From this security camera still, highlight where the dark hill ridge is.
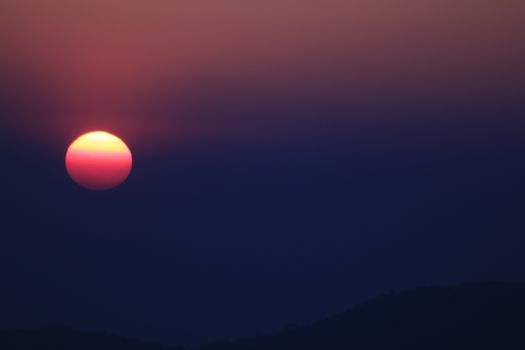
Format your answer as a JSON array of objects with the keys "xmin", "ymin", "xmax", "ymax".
[
  {"xmin": 0, "ymin": 328, "xmax": 173, "ymax": 350},
  {"xmin": 2, "ymin": 282, "xmax": 525, "ymax": 350},
  {"xmin": 205, "ymin": 281, "xmax": 525, "ymax": 350}
]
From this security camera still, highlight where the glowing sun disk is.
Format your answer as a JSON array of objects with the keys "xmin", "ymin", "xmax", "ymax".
[{"xmin": 66, "ymin": 131, "xmax": 133, "ymax": 190}]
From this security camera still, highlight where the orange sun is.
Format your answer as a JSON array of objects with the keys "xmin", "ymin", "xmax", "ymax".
[{"xmin": 66, "ymin": 131, "xmax": 133, "ymax": 190}]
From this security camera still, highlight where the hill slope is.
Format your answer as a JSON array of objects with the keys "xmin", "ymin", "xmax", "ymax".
[
  {"xmin": 201, "ymin": 282, "xmax": 525, "ymax": 350},
  {"xmin": 0, "ymin": 328, "xmax": 171, "ymax": 350},
  {"xmin": 1, "ymin": 282, "xmax": 525, "ymax": 349}
]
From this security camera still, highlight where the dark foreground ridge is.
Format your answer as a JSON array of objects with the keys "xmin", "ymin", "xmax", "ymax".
[
  {"xmin": 0, "ymin": 327, "xmax": 173, "ymax": 350},
  {"xmin": 2, "ymin": 281, "xmax": 525, "ymax": 349}
]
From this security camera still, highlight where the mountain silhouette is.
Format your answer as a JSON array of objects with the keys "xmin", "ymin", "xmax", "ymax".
[
  {"xmin": 0, "ymin": 328, "xmax": 173, "ymax": 350},
  {"xmin": 202, "ymin": 281, "xmax": 525, "ymax": 350},
  {"xmin": 2, "ymin": 282, "xmax": 525, "ymax": 349}
]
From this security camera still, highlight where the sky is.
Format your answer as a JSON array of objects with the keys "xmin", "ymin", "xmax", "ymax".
[{"xmin": 1, "ymin": 0, "xmax": 525, "ymax": 346}]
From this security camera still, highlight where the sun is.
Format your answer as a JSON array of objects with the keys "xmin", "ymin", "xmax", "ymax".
[{"xmin": 66, "ymin": 131, "xmax": 133, "ymax": 190}]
